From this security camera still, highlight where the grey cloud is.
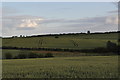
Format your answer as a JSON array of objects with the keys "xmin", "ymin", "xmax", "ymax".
[
  {"xmin": 42, "ymin": 15, "xmax": 117, "ymax": 25},
  {"xmin": 3, "ymin": 14, "xmax": 118, "ymax": 33},
  {"xmin": 55, "ymin": 15, "xmax": 118, "ymax": 32}
]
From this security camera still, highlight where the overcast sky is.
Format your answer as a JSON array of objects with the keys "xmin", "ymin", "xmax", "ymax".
[{"xmin": 1, "ymin": 2, "xmax": 118, "ymax": 37}]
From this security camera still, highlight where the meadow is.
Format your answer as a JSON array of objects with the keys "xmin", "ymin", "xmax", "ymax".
[
  {"xmin": 2, "ymin": 33, "xmax": 118, "ymax": 49},
  {"xmin": 2, "ymin": 32, "xmax": 119, "ymax": 78},
  {"xmin": 2, "ymin": 56, "xmax": 118, "ymax": 78}
]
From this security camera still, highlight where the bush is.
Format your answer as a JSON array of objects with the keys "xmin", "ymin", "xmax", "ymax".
[
  {"xmin": 28, "ymin": 52, "xmax": 38, "ymax": 58},
  {"xmin": 106, "ymin": 41, "xmax": 117, "ymax": 53},
  {"xmin": 17, "ymin": 53, "xmax": 27, "ymax": 59},
  {"xmin": 45, "ymin": 53, "xmax": 54, "ymax": 58},
  {"xmin": 5, "ymin": 53, "xmax": 12, "ymax": 59},
  {"xmin": 13, "ymin": 56, "xmax": 18, "ymax": 59},
  {"xmin": 55, "ymin": 36, "xmax": 59, "ymax": 38},
  {"xmin": 38, "ymin": 54, "xmax": 44, "ymax": 58},
  {"xmin": 106, "ymin": 41, "xmax": 117, "ymax": 49}
]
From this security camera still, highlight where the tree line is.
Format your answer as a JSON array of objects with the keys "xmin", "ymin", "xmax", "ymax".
[
  {"xmin": 2, "ymin": 31, "xmax": 120, "ymax": 39},
  {"xmin": 4, "ymin": 52, "xmax": 54, "ymax": 59}
]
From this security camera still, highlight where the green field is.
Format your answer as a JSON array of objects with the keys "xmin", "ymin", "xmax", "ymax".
[
  {"xmin": 2, "ymin": 33, "xmax": 119, "ymax": 78},
  {"xmin": 2, "ymin": 33, "xmax": 118, "ymax": 49},
  {"xmin": 2, "ymin": 56, "xmax": 118, "ymax": 78}
]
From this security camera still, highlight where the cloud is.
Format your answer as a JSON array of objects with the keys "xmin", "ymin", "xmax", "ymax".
[
  {"xmin": 2, "ymin": 14, "xmax": 118, "ymax": 36},
  {"xmin": 55, "ymin": 15, "xmax": 118, "ymax": 32},
  {"xmin": 20, "ymin": 20, "xmax": 38, "ymax": 28},
  {"xmin": 18, "ymin": 18, "xmax": 43, "ymax": 29},
  {"xmin": 105, "ymin": 15, "xmax": 118, "ymax": 24},
  {"xmin": 41, "ymin": 15, "xmax": 118, "ymax": 25},
  {"xmin": 3, "ymin": 15, "xmax": 44, "ymax": 30}
]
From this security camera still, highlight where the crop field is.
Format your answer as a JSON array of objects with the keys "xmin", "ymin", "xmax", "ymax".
[
  {"xmin": 2, "ymin": 56, "xmax": 118, "ymax": 78},
  {"xmin": 2, "ymin": 33, "xmax": 118, "ymax": 49}
]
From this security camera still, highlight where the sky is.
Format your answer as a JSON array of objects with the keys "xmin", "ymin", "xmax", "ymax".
[{"xmin": 1, "ymin": 2, "xmax": 118, "ymax": 37}]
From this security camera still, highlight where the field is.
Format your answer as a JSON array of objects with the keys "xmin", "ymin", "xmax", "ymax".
[
  {"xmin": 2, "ymin": 32, "xmax": 119, "ymax": 78},
  {"xmin": 2, "ymin": 56, "xmax": 118, "ymax": 78},
  {"xmin": 2, "ymin": 33, "xmax": 118, "ymax": 49}
]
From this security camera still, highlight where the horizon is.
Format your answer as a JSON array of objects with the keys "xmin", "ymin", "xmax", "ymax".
[
  {"xmin": 2, "ymin": 2, "xmax": 118, "ymax": 37},
  {"xmin": 1, "ymin": 30, "xmax": 119, "ymax": 38}
]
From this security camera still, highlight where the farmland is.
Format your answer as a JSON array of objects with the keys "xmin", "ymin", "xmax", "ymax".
[
  {"xmin": 2, "ymin": 56, "xmax": 118, "ymax": 78},
  {"xmin": 2, "ymin": 32, "xmax": 119, "ymax": 78},
  {"xmin": 2, "ymin": 33, "xmax": 118, "ymax": 49}
]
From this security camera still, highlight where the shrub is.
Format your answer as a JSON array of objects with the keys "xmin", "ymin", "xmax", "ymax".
[
  {"xmin": 28, "ymin": 52, "xmax": 38, "ymax": 58},
  {"xmin": 17, "ymin": 53, "xmax": 27, "ymax": 59},
  {"xmin": 13, "ymin": 56, "xmax": 18, "ymax": 59},
  {"xmin": 5, "ymin": 53, "xmax": 12, "ymax": 59},
  {"xmin": 38, "ymin": 54, "xmax": 44, "ymax": 58},
  {"xmin": 106, "ymin": 41, "xmax": 117, "ymax": 49},
  {"xmin": 106, "ymin": 41, "xmax": 117, "ymax": 53},
  {"xmin": 55, "ymin": 36, "xmax": 59, "ymax": 38}
]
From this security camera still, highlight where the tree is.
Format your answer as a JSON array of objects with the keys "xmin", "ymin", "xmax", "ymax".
[
  {"xmin": 87, "ymin": 31, "xmax": 90, "ymax": 34},
  {"xmin": 20, "ymin": 35, "xmax": 22, "ymax": 37}
]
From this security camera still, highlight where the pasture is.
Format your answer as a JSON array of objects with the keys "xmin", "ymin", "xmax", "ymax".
[
  {"xmin": 2, "ymin": 32, "xmax": 119, "ymax": 78},
  {"xmin": 2, "ymin": 33, "xmax": 118, "ymax": 49},
  {"xmin": 2, "ymin": 56, "xmax": 118, "ymax": 78}
]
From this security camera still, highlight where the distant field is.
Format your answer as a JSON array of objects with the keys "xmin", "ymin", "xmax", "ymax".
[
  {"xmin": 2, "ymin": 33, "xmax": 118, "ymax": 49},
  {"xmin": 2, "ymin": 56, "xmax": 118, "ymax": 78}
]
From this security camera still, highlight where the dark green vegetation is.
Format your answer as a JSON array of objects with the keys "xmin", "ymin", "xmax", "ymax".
[
  {"xmin": 2, "ymin": 49, "xmax": 117, "ymax": 60},
  {"xmin": 2, "ymin": 50, "xmax": 54, "ymax": 59},
  {"xmin": 3, "ymin": 56, "xmax": 118, "ymax": 78}
]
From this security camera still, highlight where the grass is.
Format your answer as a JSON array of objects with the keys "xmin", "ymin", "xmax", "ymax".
[
  {"xmin": 2, "ymin": 33, "xmax": 118, "ymax": 49},
  {"xmin": 2, "ymin": 56, "xmax": 118, "ymax": 78},
  {"xmin": 2, "ymin": 33, "xmax": 119, "ymax": 78}
]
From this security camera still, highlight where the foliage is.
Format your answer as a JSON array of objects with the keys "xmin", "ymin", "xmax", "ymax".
[
  {"xmin": 2, "ymin": 50, "xmax": 54, "ymax": 59},
  {"xmin": 38, "ymin": 53, "xmax": 44, "ymax": 58},
  {"xmin": 45, "ymin": 53, "xmax": 54, "ymax": 57},
  {"xmin": 28, "ymin": 52, "xmax": 38, "ymax": 58},
  {"xmin": 4, "ymin": 53, "xmax": 12, "ymax": 59},
  {"xmin": 17, "ymin": 53, "xmax": 27, "ymax": 59}
]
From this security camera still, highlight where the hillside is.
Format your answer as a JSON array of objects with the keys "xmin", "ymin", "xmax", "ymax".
[{"xmin": 2, "ymin": 32, "xmax": 119, "ymax": 50}]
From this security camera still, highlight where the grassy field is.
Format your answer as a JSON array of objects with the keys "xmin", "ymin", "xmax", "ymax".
[
  {"xmin": 2, "ymin": 56, "xmax": 118, "ymax": 78},
  {"xmin": 2, "ymin": 33, "xmax": 118, "ymax": 49},
  {"xmin": 2, "ymin": 33, "xmax": 119, "ymax": 78}
]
